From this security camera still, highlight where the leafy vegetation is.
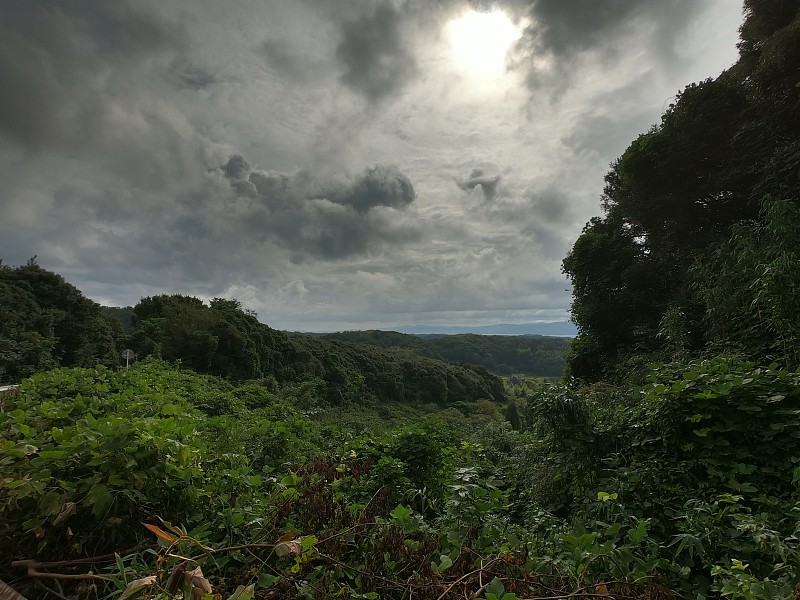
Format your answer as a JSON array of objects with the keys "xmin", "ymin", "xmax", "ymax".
[
  {"xmin": 307, "ymin": 330, "xmax": 570, "ymax": 377},
  {"xmin": 2, "ymin": 3, "xmax": 800, "ymax": 599},
  {"xmin": 123, "ymin": 293, "xmax": 505, "ymax": 407},
  {"xmin": 2, "ymin": 356, "xmax": 797, "ymax": 599},
  {"xmin": 562, "ymin": 0, "xmax": 800, "ymax": 383},
  {"xmin": 0, "ymin": 259, "xmax": 119, "ymax": 384}
]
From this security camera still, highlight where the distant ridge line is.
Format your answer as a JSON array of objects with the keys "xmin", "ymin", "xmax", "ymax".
[{"xmin": 389, "ymin": 322, "xmax": 577, "ymax": 337}]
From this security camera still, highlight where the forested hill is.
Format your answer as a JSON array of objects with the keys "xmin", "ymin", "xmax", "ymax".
[
  {"xmin": 303, "ymin": 330, "xmax": 569, "ymax": 377},
  {"xmin": 562, "ymin": 0, "xmax": 800, "ymax": 382},
  {"xmin": 1, "ymin": 260, "xmax": 505, "ymax": 407}
]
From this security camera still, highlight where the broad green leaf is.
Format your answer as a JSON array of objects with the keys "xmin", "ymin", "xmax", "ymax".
[{"xmin": 226, "ymin": 584, "xmax": 255, "ymax": 600}]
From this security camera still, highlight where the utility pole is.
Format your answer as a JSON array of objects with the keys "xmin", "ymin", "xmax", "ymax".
[{"xmin": 122, "ymin": 349, "xmax": 134, "ymax": 371}]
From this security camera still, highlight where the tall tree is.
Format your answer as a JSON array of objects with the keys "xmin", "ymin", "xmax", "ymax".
[
  {"xmin": 563, "ymin": 3, "xmax": 800, "ymax": 381},
  {"xmin": 0, "ymin": 260, "xmax": 119, "ymax": 383},
  {"xmin": 129, "ymin": 295, "xmax": 264, "ymax": 380}
]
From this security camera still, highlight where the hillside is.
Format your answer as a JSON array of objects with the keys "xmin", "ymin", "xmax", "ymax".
[
  {"xmin": 2, "ymin": 268, "xmax": 505, "ymax": 408},
  {"xmin": 305, "ymin": 330, "xmax": 569, "ymax": 377}
]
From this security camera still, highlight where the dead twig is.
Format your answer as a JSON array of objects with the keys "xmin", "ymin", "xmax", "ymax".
[
  {"xmin": 435, "ymin": 558, "xmax": 501, "ymax": 600},
  {"xmin": 11, "ymin": 547, "xmax": 143, "ymax": 570},
  {"xmin": 23, "ymin": 568, "xmax": 112, "ymax": 582}
]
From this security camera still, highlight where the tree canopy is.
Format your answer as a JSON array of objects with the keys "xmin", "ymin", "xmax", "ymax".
[
  {"xmin": 0, "ymin": 259, "xmax": 118, "ymax": 383},
  {"xmin": 563, "ymin": 2, "xmax": 800, "ymax": 381}
]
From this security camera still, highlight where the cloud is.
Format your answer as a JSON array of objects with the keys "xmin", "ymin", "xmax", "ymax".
[
  {"xmin": 510, "ymin": 0, "xmax": 712, "ymax": 91},
  {"xmin": 0, "ymin": 1, "xmax": 183, "ymax": 151},
  {"xmin": 170, "ymin": 59, "xmax": 218, "ymax": 90},
  {"xmin": 221, "ymin": 157, "xmax": 420, "ymax": 260},
  {"xmin": 335, "ymin": 4, "xmax": 417, "ymax": 102},
  {"xmin": 222, "ymin": 155, "xmax": 251, "ymax": 181},
  {"xmin": 0, "ymin": 0, "xmax": 742, "ymax": 331},
  {"xmin": 457, "ymin": 168, "xmax": 502, "ymax": 201},
  {"xmin": 332, "ymin": 165, "xmax": 416, "ymax": 212}
]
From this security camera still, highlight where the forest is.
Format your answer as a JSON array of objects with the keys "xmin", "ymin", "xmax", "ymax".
[
  {"xmin": 301, "ymin": 331, "xmax": 570, "ymax": 377},
  {"xmin": 2, "ymin": 1, "xmax": 800, "ymax": 599}
]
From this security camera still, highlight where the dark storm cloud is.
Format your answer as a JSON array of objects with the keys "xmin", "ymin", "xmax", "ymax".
[
  {"xmin": 332, "ymin": 165, "xmax": 416, "ymax": 213},
  {"xmin": 261, "ymin": 38, "xmax": 331, "ymax": 86},
  {"xmin": 221, "ymin": 157, "xmax": 419, "ymax": 260},
  {"xmin": 526, "ymin": 189, "xmax": 571, "ymax": 224},
  {"xmin": 529, "ymin": 0, "xmax": 658, "ymax": 55},
  {"xmin": 335, "ymin": 4, "xmax": 417, "ymax": 102},
  {"xmin": 457, "ymin": 169, "xmax": 502, "ymax": 201},
  {"xmin": 223, "ymin": 155, "xmax": 251, "ymax": 181},
  {"xmin": 511, "ymin": 0, "xmax": 709, "ymax": 89},
  {"xmin": 0, "ymin": 1, "xmax": 182, "ymax": 150}
]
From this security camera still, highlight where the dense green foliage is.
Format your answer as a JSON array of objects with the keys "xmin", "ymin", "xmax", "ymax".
[
  {"xmin": 0, "ymin": 259, "xmax": 119, "ymax": 384},
  {"xmin": 308, "ymin": 330, "xmax": 570, "ymax": 377},
  {"xmin": 2, "ymin": 4, "xmax": 800, "ymax": 599},
  {"xmin": 1, "ymin": 268, "xmax": 507, "ymax": 408},
  {"xmin": 125, "ymin": 294, "xmax": 505, "ymax": 407},
  {"xmin": 2, "ymin": 356, "xmax": 798, "ymax": 599},
  {"xmin": 563, "ymin": 1, "xmax": 800, "ymax": 382}
]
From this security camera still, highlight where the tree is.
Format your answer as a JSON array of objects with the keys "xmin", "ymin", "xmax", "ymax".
[
  {"xmin": 0, "ymin": 261, "xmax": 119, "ymax": 382},
  {"xmin": 0, "ymin": 281, "xmax": 58, "ymax": 382},
  {"xmin": 562, "ymin": 3, "xmax": 800, "ymax": 381},
  {"xmin": 129, "ymin": 295, "xmax": 263, "ymax": 380},
  {"xmin": 695, "ymin": 197, "xmax": 800, "ymax": 367}
]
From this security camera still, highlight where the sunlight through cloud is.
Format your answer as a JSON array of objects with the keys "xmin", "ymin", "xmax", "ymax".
[{"xmin": 445, "ymin": 8, "xmax": 522, "ymax": 78}]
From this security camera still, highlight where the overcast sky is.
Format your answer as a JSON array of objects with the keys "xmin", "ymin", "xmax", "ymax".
[{"xmin": 0, "ymin": 0, "xmax": 743, "ymax": 332}]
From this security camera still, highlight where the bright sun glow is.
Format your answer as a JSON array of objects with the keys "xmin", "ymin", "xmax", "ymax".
[{"xmin": 445, "ymin": 8, "xmax": 521, "ymax": 78}]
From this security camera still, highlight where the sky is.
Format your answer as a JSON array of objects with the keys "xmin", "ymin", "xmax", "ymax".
[{"xmin": 0, "ymin": 0, "xmax": 743, "ymax": 332}]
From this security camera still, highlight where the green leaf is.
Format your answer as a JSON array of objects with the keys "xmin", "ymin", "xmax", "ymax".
[
  {"xmin": 438, "ymin": 554, "xmax": 453, "ymax": 572},
  {"xmin": 115, "ymin": 553, "xmax": 127, "ymax": 586},
  {"xmin": 597, "ymin": 491, "xmax": 618, "ymax": 502},
  {"xmin": 226, "ymin": 585, "xmax": 255, "ymax": 600},
  {"xmin": 257, "ymin": 573, "xmax": 279, "ymax": 588},
  {"xmin": 485, "ymin": 577, "xmax": 505, "ymax": 598},
  {"xmin": 391, "ymin": 504, "xmax": 411, "ymax": 522},
  {"xmin": 627, "ymin": 519, "xmax": 650, "ymax": 544},
  {"xmin": 38, "ymin": 450, "xmax": 68, "ymax": 460}
]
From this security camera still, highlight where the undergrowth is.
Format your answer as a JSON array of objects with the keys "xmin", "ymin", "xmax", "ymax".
[{"xmin": 1, "ymin": 358, "xmax": 799, "ymax": 599}]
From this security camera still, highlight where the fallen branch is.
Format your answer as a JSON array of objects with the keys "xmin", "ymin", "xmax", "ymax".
[
  {"xmin": 23, "ymin": 568, "xmax": 112, "ymax": 582},
  {"xmin": 11, "ymin": 547, "xmax": 143, "ymax": 570},
  {"xmin": 435, "ymin": 559, "xmax": 501, "ymax": 600}
]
